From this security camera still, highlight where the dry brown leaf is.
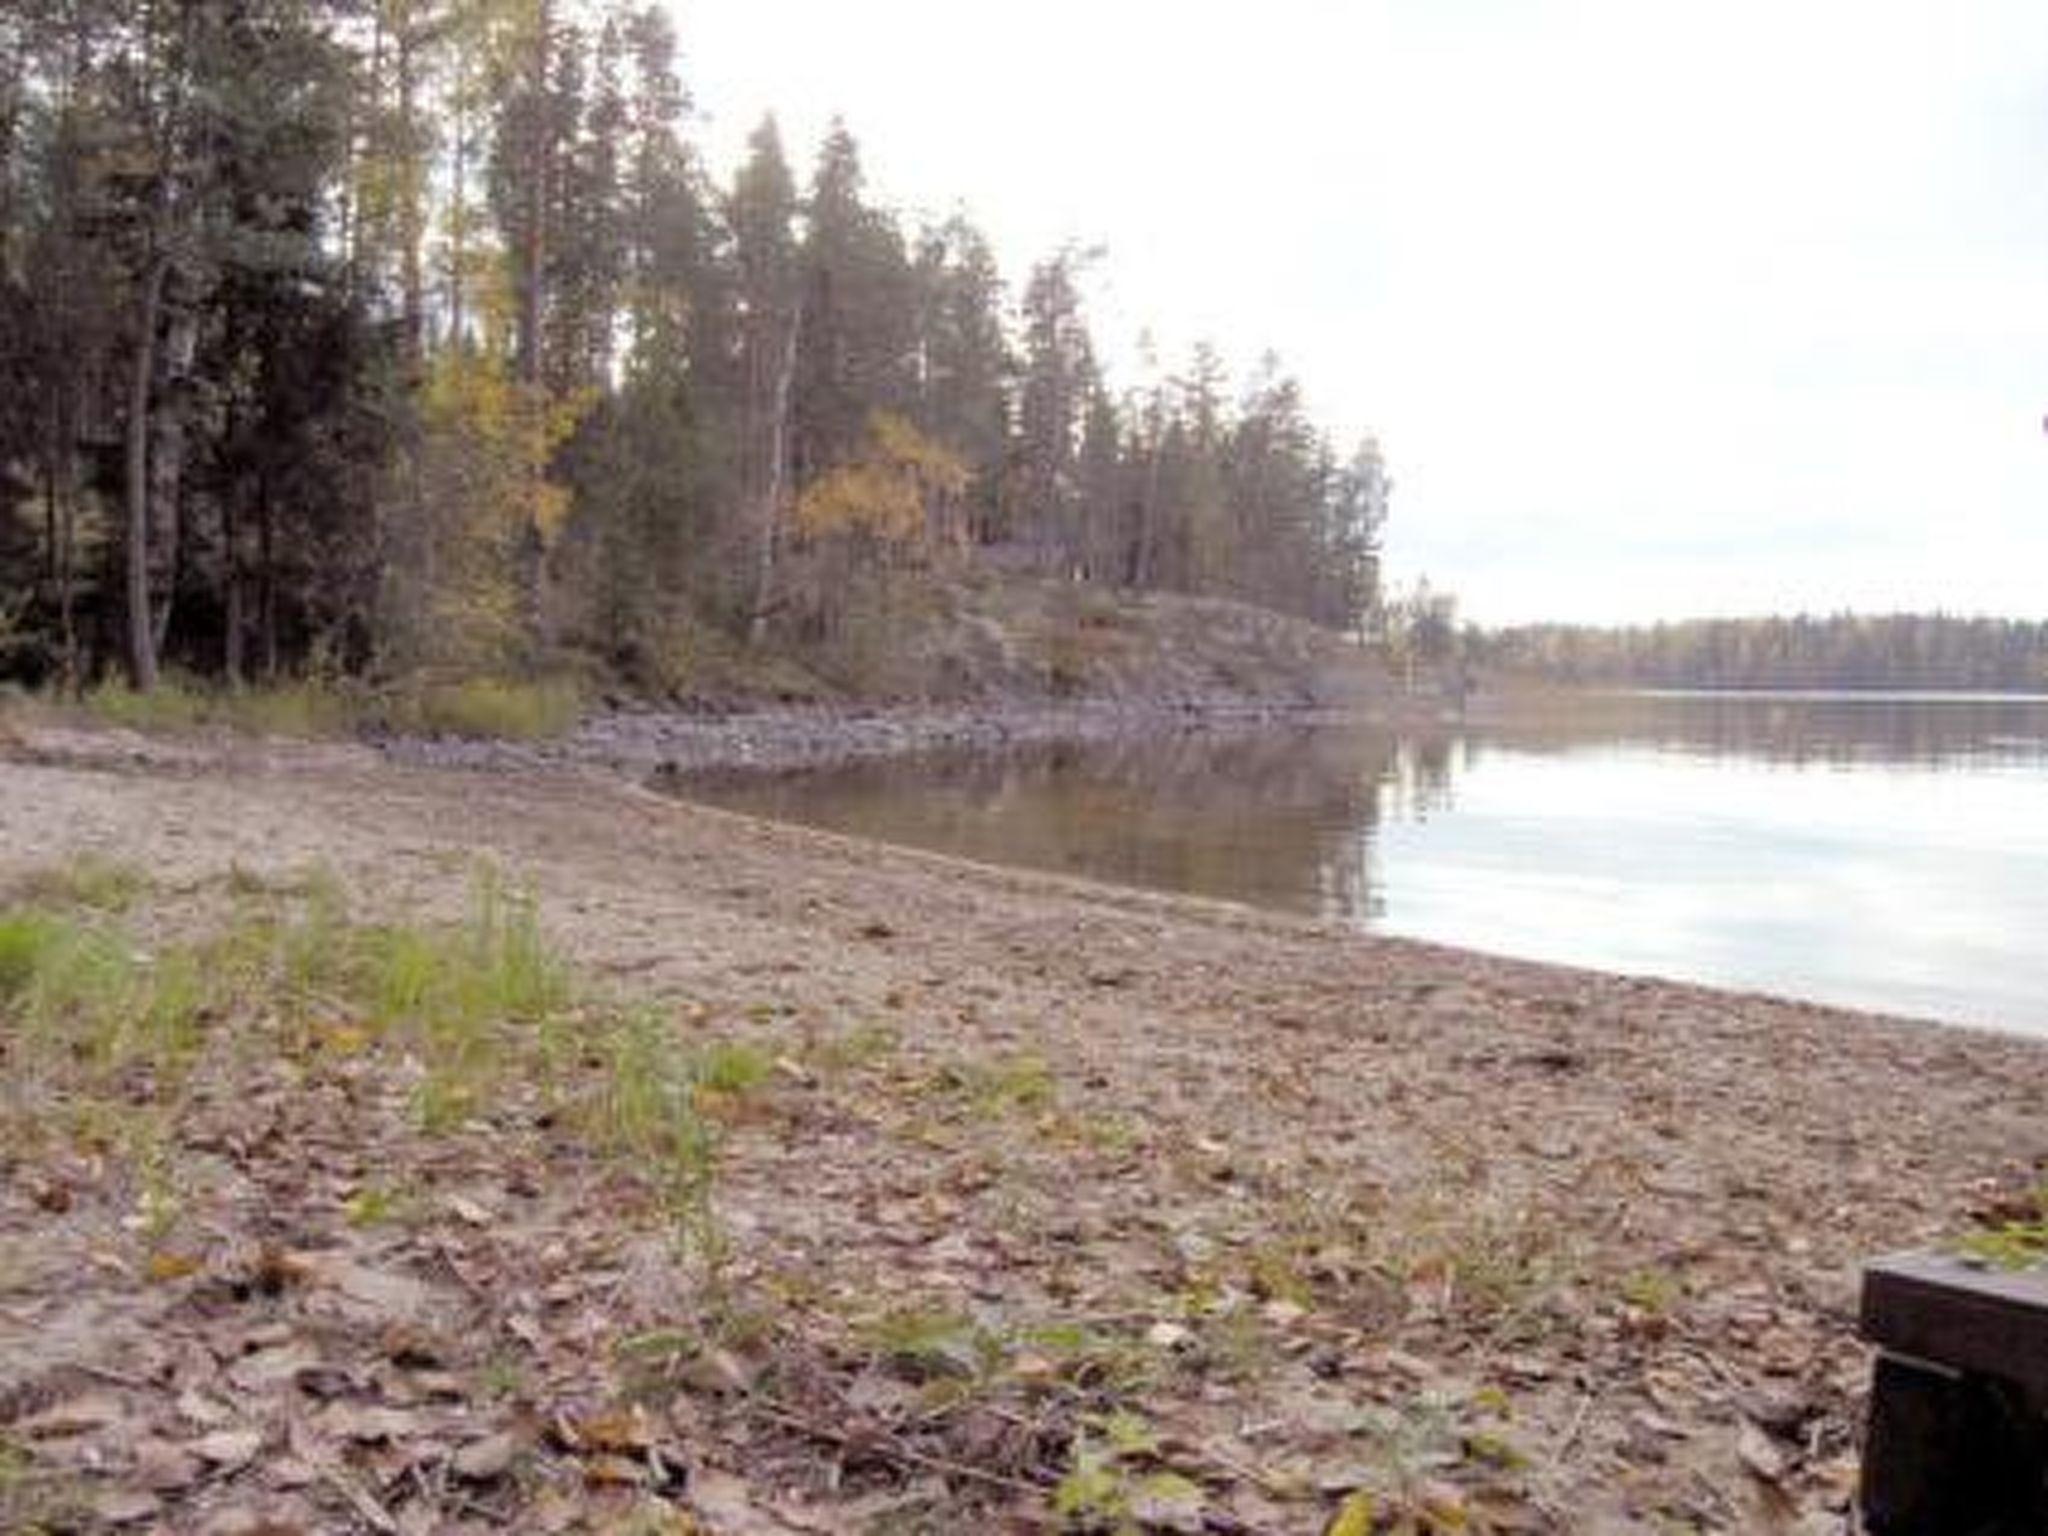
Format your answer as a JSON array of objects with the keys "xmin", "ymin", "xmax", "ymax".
[
  {"xmin": 94, "ymin": 1488, "xmax": 164, "ymax": 1525},
  {"xmin": 452, "ymin": 1430, "xmax": 524, "ymax": 1481},
  {"xmin": 16, "ymin": 1392, "xmax": 126, "ymax": 1438},
  {"xmin": 146, "ymin": 1249, "xmax": 204, "ymax": 1283},
  {"xmin": 581, "ymin": 1452, "xmax": 648, "ymax": 1487},
  {"xmin": 1736, "ymin": 1420, "xmax": 1788, "ymax": 1484},
  {"xmin": 553, "ymin": 1404, "xmax": 655, "ymax": 1455},
  {"xmin": 229, "ymin": 1341, "xmax": 323, "ymax": 1393},
  {"xmin": 133, "ymin": 1437, "xmax": 205, "ymax": 1492},
  {"xmin": 190, "ymin": 1426, "xmax": 265, "ymax": 1471}
]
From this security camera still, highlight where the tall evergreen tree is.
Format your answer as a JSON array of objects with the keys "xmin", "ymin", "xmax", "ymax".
[
  {"xmin": 727, "ymin": 115, "xmax": 799, "ymax": 638},
  {"xmin": 1014, "ymin": 247, "xmax": 1097, "ymax": 574},
  {"xmin": 910, "ymin": 215, "xmax": 1010, "ymax": 543},
  {"xmin": 791, "ymin": 121, "xmax": 916, "ymax": 488}
]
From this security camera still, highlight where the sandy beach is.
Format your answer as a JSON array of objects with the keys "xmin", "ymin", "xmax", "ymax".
[{"xmin": 3, "ymin": 729, "xmax": 2044, "ymax": 1532}]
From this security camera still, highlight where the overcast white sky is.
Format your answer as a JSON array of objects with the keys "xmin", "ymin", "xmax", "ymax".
[{"xmin": 677, "ymin": 0, "xmax": 2048, "ymax": 625}]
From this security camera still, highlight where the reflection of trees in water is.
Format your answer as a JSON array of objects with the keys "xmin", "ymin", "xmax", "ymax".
[
  {"xmin": 1388, "ymin": 734, "xmax": 1463, "ymax": 822},
  {"xmin": 1488, "ymin": 695, "xmax": 2048, "ymax": 770},
  {"xmin": 681, "ymin": 697, "xmax": 2048, "ymax": 928},
  {"xmin": 694, "ymin": 726, "xmax": 1422, "ymax": 924}
]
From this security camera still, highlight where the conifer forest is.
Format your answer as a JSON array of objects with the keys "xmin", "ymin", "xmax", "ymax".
[{"xmin": 0, "ymin": 1, "xmax": 1389, "ymax": 694}]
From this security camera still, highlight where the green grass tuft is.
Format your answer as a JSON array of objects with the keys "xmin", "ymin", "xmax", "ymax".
[
  {"xmin": 695, "ymin": 1039, "xmax": 776, "ymax": 1096},
  {"xmin": 78, "ymin": 676, "xmax": 359, "ymax": 738},
  {"xmin": 393, "ymin": 677, "xmax": 583, "ymax": 741},
  {"xmin": 1957, "ymin": 1183, "xmax": 2048, "ymax": 1270},
  {"xmin": 597, "ymin": 1007, "xmax": 721, "ymax": 1257},
  {"xmin": 57, "ymin": 672, "xmax": 579, "ymax": 743},
  {"xmin": 0, "ymin": 865, "xmax": 726, "ymax": 1267},
  {"xmin": 0, "ymin": 911, "xmax": 60, "ymax": 1001},
  {"xmin": 12, "ymin": 854, "xmax": 149, "ymax": 913}
]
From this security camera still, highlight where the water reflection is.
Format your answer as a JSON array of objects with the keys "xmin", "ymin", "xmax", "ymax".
[
  {"xmin": 690, "ymin": 726, "xmax": 1459, "ymax": 924},
  {"xmin": 678, "ymin": 694, "xmax": 2048, "ymax": 1033},
  {"xmin": 1490, "ymin": 691, "xmax": 2048, "ymax": 768}
]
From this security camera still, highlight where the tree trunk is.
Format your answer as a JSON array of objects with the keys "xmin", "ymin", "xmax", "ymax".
[
  {"xmin": 125, "ymin": 256, "xmax": 165, "ymax": 691},
  {"xmin": 41, "ymin": 439, "xmax": 58, "ymax": 589},
  {"xmin": 55, "ymin": 466, "xmax": 77, "ymax": 691},
  {"xmin": 222, "ymin": 453, "xmax": 243, "ymax": 687},
  {"xmin": 516, "ymin": 0, "xmax": 550, "ymax": 385},
  {"xmin": 56, "ymin": 378, "xmax": 82, "ymax": 689},
  {"xmin": 258, "ymin": 476, "xmax": 278, "ymax": 679},
  {"xmin": 344, "ymin": 2, "xmax": 380, "ymax": 297},
  {"xmin": 1134, "ymin": 423, "xmax": 1163, "ymax": 588},
  {"xmin": 397, "ymin": 18, "xmax": 423, "ymax": 361},
  {"xmin": 749, "ymin": 306, "xmax": 800, "ymax": 645},
  {"xmin": 448, "ymin": 122, "xmax": 466, "ymax": 345},
  {"xmin": 149, "ymin": 301, "xmax": 197, "ymax": 659}
]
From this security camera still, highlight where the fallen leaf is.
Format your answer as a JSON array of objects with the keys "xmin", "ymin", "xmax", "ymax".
[
  {"xmin": 249, "ymin": 1246, "xmax": 312, "ymax": 1295},
  {"xmin": 16, "ymin": 1393, "xmax": 125, "ymax": 1438},
  {"xmin": 133, "ymin": 1437, "xmax": 205, "ymax": 1492},
  {"xmin": 94, "ymin": 1489, "xmax": 163, "ymax": 1525},
  {"xmin": 177, "ymin": 1392, "xmax": 236, "ymax": 1433},
  {"xmin": 311, "ymin": 1256, "xmax": 434, "ymax": 1321},
  {"xmin": 678, "ymin": 1347, "xmax": 758, "ymax": 1396},
  {"xmin": 1009, "ymin": 1351, "xmax": 1059, "ymax": 1383},
  {"xmin": 146, "ymin": 1249, "xmax": 203, "ymax": 1283},
  {"xmin": 1737, "ymin": 1420, "xmax": 1788, "ymax": 1484},
  {"xmin": 191, "ymin": 1427, "xmax": 265, "ymax": 1471},
  {"xmin": 1326, "ymin": 1490, "xmax": 1377, "ymax": 1536},
  {"xmin": 553, "ymin": 1405, "xmax": 654, "ymax": 1455},
  {"xmin": 1131, "ymin": 1471, "xmax": 1207, "ymax": 1533},
  {"xmin": 445, "ymin": 1194, "xmax": 493, "ymax": 1227},
  {"xmin": 582, "ymin": 1452, "xmax": 647, "ymax": 1487},
  {"xmin": 1416, "ymin": 1478, "xmax": 1470, "ymax": 1526},
  {"xmin": 453, "ymin": 1430, "xmax": 523, "ymax": 1482},
  {"xmin": 316, "ymin": 1403, "xmax": 423, "ymax": 1444},
  {"xmin": 689, "ymin": 1468, "xmax": 819, "ymax": 1536},
  {"xmin": 229, "ymin": 1341, "xmax": 323, "ymax": 1393},
  {"xmin": 266, "ymin": 1457, "xmax": 321, "ymax": 1491},
  {"xmin": 1146, "ymin": 1320, "xmax": 1193, "ymax": 1350}
]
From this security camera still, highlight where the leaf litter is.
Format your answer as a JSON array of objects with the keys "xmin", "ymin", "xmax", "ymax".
[{"xmin": 5, "ymin": 748, "xmax": 2048, "ymax": 1531}]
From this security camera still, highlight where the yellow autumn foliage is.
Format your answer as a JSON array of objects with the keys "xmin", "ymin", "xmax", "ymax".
[
  {"xmin": 793, "ymin": 412, "xmax": 971, "ymax": 559},
  {"xmin": 419, "ymin": 351, "xmax": 589, "ymax": 547},
  {"xmin": 384, "ymin": 343, "xmax": 591, "ymax": 672}
]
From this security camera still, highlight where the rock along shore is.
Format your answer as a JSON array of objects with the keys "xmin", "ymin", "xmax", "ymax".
[{"xmin": 378, "ymin": 694, "xmax": 1439, "ymax": 779}]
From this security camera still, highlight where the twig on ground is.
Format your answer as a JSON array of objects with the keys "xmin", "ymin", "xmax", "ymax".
[
  {"xmin": 316, "ymin": 1458, "xmax": 399, "ymax": 1534},
  {"xmin": 75, "ymin": 1361, "xmax": 154, "ymax": 1390},
  {"xmin": 742, "ymin": 1394, "xmax": 1045, "ymax": 1497},
  {"xmin": 1196, "ymin": 1438, "xmax": 1290, "ymax": 1496},
  {"xmin": 1555, "ymin": 1388, "xmax": 1598, "ymax": 1460}
]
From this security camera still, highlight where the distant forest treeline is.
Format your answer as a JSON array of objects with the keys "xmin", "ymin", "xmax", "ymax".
[
  {"xmin": 0, "ymin": 1, "xmax": 1386, "ymax": 693},
  {"xmin": 1479, "ymin": 615, "xmax": 2048, "ymax": 692}
]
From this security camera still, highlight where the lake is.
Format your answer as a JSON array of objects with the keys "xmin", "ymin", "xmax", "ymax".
[{"xmin": 678, "ymin": 693, "xmax": 2048, "ymax": 1034}]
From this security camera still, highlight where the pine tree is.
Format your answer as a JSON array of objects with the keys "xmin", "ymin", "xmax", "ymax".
[
  {"xmin": 910, "ymin": 215, "xmax": 1010, "ymax": 543},
  {"xmin": 728, "ymin": 116, "xmax": 799, "ymax": 639},
  {"xmin": 791, "ymin": 121, "xmax": 917, "ymax": 488},
  {"xmin": 1015, "ymin": 247, "xmax": 1098, "ymax": 575}
]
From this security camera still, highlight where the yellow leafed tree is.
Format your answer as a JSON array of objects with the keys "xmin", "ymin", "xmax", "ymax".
[
  {"xmin": 383, "ymin": 272, "xmax": 592, "ymax": 672},
  {"xmin": 793, "ymin": 412, "xmax": 971, "ymax": 562}
]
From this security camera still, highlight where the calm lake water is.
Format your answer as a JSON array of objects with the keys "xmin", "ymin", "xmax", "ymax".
[{"xmin": 680, "ymin": 694, "xmax": 2048, "ymax": 1034}]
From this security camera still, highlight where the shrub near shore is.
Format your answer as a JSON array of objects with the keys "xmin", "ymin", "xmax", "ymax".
[{"xmin": 8, "ymin": 674, "xmax": 585, "ymax": 743}]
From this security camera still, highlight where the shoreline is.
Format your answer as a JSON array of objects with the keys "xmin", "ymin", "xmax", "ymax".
[
  {"xmin": 5, "ymin": 706, "xmax": 2030, "ymax": 1041},
  {"xmin": 2, "ymin": 744, "xmax": 2045, "ymax": 1529},
  {"xmin": 376, "ymin": 693, "xmax": 1451, "ymax": 779}
]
